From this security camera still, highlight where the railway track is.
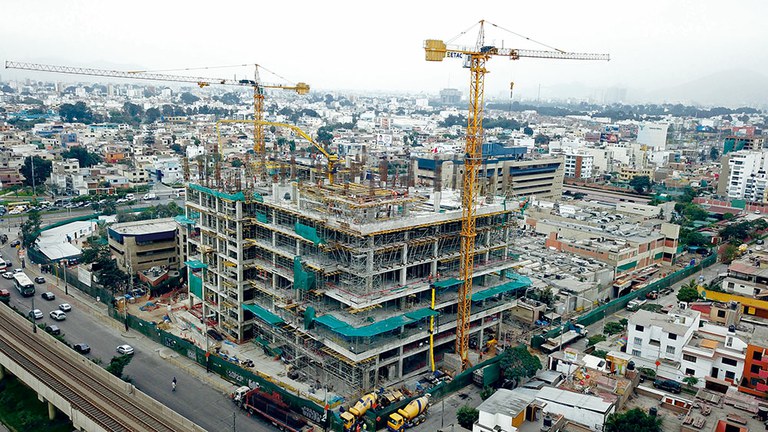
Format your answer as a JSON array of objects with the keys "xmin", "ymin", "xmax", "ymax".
[{"xmin": 0, "ymin": 307, "xmax": 188, "ymax": 432}]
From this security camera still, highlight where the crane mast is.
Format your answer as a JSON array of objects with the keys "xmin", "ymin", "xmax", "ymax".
[{"xmin": 425, "ymin": 20, "xmax": 609, "ymax": 370}]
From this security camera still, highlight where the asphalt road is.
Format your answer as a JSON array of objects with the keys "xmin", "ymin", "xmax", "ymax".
[{"xmin": 0, "ymin": 240, "xmax": 278, "ymax": 432}]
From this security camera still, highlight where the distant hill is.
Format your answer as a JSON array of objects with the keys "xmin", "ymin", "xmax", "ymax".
[{"xmin": 642, "ymin": 69, "xmax": 768, "ymax": 108}]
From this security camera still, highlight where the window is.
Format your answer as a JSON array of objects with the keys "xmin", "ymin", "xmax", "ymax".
[
  {"xmin": 754, "ymin": 351, "xmax": 763, "ymax": 361},
  {"xmin": 666, "ymin": 346, "xmax": 676, "ymax": 355},
  {"xmin": 668, "ymin": 333, "xmax": 677, "ymax": 340},
  {"xmin": 683, "ymin": 354, "xmax": 697, "ymax": 363},
  {"xmin": 722, "ymin": 357, "xmax": 738, "ymax": 366},
  {"xmin": 632, "ymin": 349, "xmax": 641, "ymax": 356},
  {"xmin": 634, "ymin": 337, "xmax": 643, "ymax": 346},
  {"xmin": 717, "ymin": 310, "xmax": 726, "ymax": 318},
  {"xmin": 685, "ymin": 368, "xmax": 696, "ymax": 376},
  {"xmin": 725, "ymin": 371, "xmax": 736, "ymax": 380},
  {"xmin": 751, "ymin": 364, "xmax": 762, "ymax": 374},
  {"xmin": 635, "ymin": 325, "xmax": 644, "ymax": 332}
]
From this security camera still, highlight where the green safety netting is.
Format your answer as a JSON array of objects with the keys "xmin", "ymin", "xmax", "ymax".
[
  {"xmin": 256, "ymin": 212, "xmax": 268, "ymax": 223},
  {"xmin": 174, "ymin": 215, "xmax": 197, "ymax": 225},
  {"xmin": 404, "ymin": 308, "xmax": 439, "ymax": 320},
  {"xmin": 314, "ymin": 313, "xmax": 349, "ymax": 330},
  {"xmin": 253, "ymin": 192, "xmax": 264, "ymax": 203},
  {"xmin": 242, "ymin": 304, "xmax": 284, "ymax": 326},
  {"xmin": 314, "ymin": 313, "xmax": 427, "ymax": 339},
  {"xmin": 295, "ymin": 223, "xmax": 325, "ymax": 245},
  {"xmin": 190, "ymin": 183, "xmax": 245, "ymax": 201},
  {"xmin": 304, "ymin": 306, "xmax": 316, "ymax": 330},
  {"xmin": 432, "ymin": 278, "xmax": 462, "ymax": 288},
  {"xmin": 189, "ymin": 273, "xmax": 203, "ymax": 298},
  {"xmin": 471, "ymin": 276, "xmax": 532, "ymax": 302},
  {"xmin": 184, "ymin": 260, "xmax": 208, "ymax": 270},
  {"xmin": 293, "ymin": 257, "xmax": 316, "ymax": 291}
]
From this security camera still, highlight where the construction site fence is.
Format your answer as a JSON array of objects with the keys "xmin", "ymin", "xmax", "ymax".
[
  {"xmin": 531, "ymin": 253, "xmax": 718, "ymax": 349},
  {"xmin": 108, "ymin": 308, "xmax": 330, "ymax": 428}
]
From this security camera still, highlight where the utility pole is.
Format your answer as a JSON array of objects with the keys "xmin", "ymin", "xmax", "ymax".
[
  {"xmin": 31, "ymin": 296, "xmax": 36, "ymax": 333},
  {"xmin": 61, "ymin": 259, "xmax": 68, "ymax": 296}
]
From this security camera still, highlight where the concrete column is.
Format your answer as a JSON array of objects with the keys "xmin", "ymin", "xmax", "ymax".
[
  {"xmin": 47, "ymin": 400, "xmax": 55, "ymax": 420},
  {"xmin": 366, "ymin": 237, "xmax": 374, "ymax": 292},
  {"xmin": 397, "ymin": 347, "xmax": 404, "ymax": 379},
  {"xmin": 401, "ymin": 243, "xmax": 408, "ymax": 286}
]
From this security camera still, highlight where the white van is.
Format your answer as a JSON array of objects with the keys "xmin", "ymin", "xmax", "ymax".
[{"xmin": 125, "ymin": 193, "xmax": 135, "ymax": 201}]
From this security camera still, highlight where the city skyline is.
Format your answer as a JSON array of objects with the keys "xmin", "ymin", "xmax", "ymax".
[{"xmin": 2, "ymin": 0, "xmax": 767, "ymax": 107}]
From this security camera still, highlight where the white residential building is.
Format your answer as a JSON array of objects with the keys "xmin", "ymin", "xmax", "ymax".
[
  {"xmin": 627, "ymin": 308, "xmax": 701, "ymax": 363},
  {"xmin": 724, "ymin": 150, "xmax": 768, "ymax": 201},
  {"xmin": 680, "ymin": 322, "xmax": 746, "ymax": 385},
  {"xmin": 563, "ymin": 151, "xmax": 594, "ymax": 179}
]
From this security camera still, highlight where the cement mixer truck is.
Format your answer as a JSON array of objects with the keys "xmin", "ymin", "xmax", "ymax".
[
  {"xmin": 340, "ymin": 392, "xmax": 378, "ymax": 431},
  {"xmin": 387, "ymin": 394, "xmax": 430, "ymax": 431}
]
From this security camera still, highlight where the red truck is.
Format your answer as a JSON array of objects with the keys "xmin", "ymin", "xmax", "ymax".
[{"xmin": 232, "ymin": 386, "xmax": 313, "ymax": 432}]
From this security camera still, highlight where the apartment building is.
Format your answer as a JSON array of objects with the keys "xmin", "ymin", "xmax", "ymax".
[
  {"xmin": 627, "ymin": 308, "xmax": 701, "ymax": 363},
  {"xmin": 184, "ymin": 181, "xmax": 526, "ymax": 394},
  {"xmin": 563, "ymin": 151, "xmax": 593, "ymax": 179},
  {"xmin": 108, "ymin": 218, "xmax": 180, "ymax": 273},
  {"xmin": 720, "ymin": 150, "xmax": 768, "ymax": 201}
]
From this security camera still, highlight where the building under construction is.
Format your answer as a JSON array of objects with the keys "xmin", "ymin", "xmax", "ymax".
[{"xmin": 184, "ymin": 167, "xmax": 530, "ymax": 394}]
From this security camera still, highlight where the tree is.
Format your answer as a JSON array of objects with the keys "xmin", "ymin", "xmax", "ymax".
[
  {"xmin": 592, "ymin": 350, "xmax": 608, "ymax": 358},
  {"xmin": 20, "ymin": 210, "xmax": 42, "ymax": 248},
  {"xmin": 603, "ymin": 321, "xmax": 624, "ymax": 335},
  {"xmin": 629, "ymin": 175, "xmax": 652, "ymax": 194},
  {"xmin": 144, "ymin": 107, "xmax": 161, "ymax": 123},
  {"xmin": 710, "ymin": 146, "xmax": 720, "ymax": 161},
  {"xmin": 719, "ymin": 244, "xmax": 740, "ymax": 264},
  {"xmin": 59, "ymin": 101, "xmax": 95, "ymax": 123},
  {"xmin": 101, "ymin": 200, "xmax": 117, "ymax": 216},
  {"xmin": 604, "ymin": 408, "xmax": 662, "ymax": 432},
  {"xmin": 523, "ymin": 126, "xmax": 534, "ymax": 136},
  {"xmin": 534, "ymin": 134, "xmax": 550, "ymax": 145},
  {"xmin": 316, "ymin": 126, "xmax": 334, "ymax": 145},
  {"xmin": 499, "ymin": 345, "xmax": 542, "ymax": 386},
  {"xmin": 170, "ymin": 143, "xmax": 184, "ymax": 155},
  {"xmin": 62, "ymin": 146, "xmax": 102, "ymax": 167},
  {"xmin": 180, "ymin": 92, "xmax": 200, "ymax": 104},
  {"xmin": 640, "ymin": 303, "xmax": 664, "ymax": 313},
  {"xmin": 587, "ymin": 334, "xmax": 606, "ymax": 346},
  {"xmin": 231, "ymin": 158, "xmax": 243, "ymax": 168},
  {"xmin": 456, "ymin": 405, "xmax": 479, "ymax": 430},
  {"xmin": 20, "ymin": 156, "xmax": 52, "ymax": 188},
  {"xmin": 106, "ymin": 354, "xmax": 133, "ymax": 379},
  {"xmin": 677, "ymin": 281, "xmax": 702, "ymax": 303}
]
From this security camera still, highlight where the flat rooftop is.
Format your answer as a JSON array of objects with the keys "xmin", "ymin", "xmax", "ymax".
[{"xmin": 109, "ymin": 218, "xmax": 178, "ymax": 236}]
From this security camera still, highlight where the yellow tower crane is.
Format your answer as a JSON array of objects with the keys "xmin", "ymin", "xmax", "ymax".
[
  {"xmin": 424, "ymin": 20, "xmax": 609, "ymax": 370},
  {"xmin": 4, "ymin": 61, "xmax": 309, "ymax": 167}
]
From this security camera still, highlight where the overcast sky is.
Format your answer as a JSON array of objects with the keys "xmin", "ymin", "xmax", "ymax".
[{"xmin": 2, "ymin": 0, "xmax": 767, "ymax": 105}]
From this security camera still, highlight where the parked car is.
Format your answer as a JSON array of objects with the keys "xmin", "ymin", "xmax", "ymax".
[
  {"xmin": 58, "ymin": 303, "xmax": 72, "ymax": 312},
  {"xmin": 73, "ymin": 343, "xmax": 91, "ymax": 354},
  {"xmin": 34, "ymin": 276, "xmax": 45, "ymax": 284},
  {"xmin": 653, "ymin": 379, "xmax": 682, "ymax": 394},
  {"xmin": 44, "ymin": 324, "xmax": 61, "ymax": 335},
  {"xmin": 116, "ymin": 344, "xmax": 134, "ymax": 355},
  {"xmin": 1, "ymin": 272, "xmax": 13, "ymax": 279},
  {"xmin": 28, "ymin": 309, "xmax": 43, "ymax": 320},
  {"xmin": 9, "ymin": 240, "xmax": 20, "ymax": 247},
  {"xmin": 49, "ymin": 310, "xmax": 66, "ymax": 321},
  {"xmin": 41, "ymin": 291, "xmax": 55, "ymax": 301},
  {"xmin": 646, "ymin": 290, "xmax": 659, "ymax": 300}
]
